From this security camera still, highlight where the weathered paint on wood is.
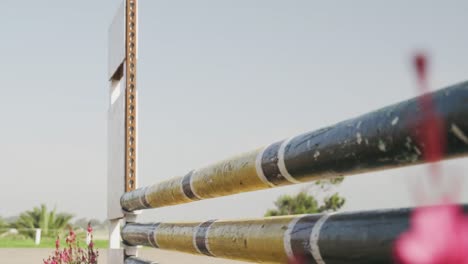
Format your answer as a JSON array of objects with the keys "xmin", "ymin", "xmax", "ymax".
[
  {"xmin": 125, "ymin": 256, "xmax": 158, "ymax": 264},
  {"xmin": 122, "ymin": 82, "xmax": 468, "ymax": 211},
  {"xmin": 122, "ymin": 206, "xmax": 468, "ymax": 264}
]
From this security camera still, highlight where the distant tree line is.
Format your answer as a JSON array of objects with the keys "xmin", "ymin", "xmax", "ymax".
[
  {"xmin": 0, "ymin": 204, "xmax": 106, "ymax": 239},
  {"xmin": 265, "ymin": 177, "xmax": 346, "ymax": 216}
]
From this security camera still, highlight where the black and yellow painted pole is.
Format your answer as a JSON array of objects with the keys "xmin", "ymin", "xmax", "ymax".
[
  {"xmin": 122, "ymin": 82, "xmax": 468, "ymax": 211},
  {"xmin": 121, "ymin": 206, "xmax": 468, "ymax": 264},
  {"xmin": 124, "ymin": 257, "xmax": 157, "ymax": 264}
]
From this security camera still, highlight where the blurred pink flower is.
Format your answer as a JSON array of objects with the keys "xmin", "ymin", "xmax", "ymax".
[
  {"xmin": 86, "ymin": 222, "xmax": 93, "ymax": 246},
  {"xmin": 413, "ymin": 53, "xmax": 445, "ymax": 165},
  {"xmin": 45, "ymin": 224, "xmax": 99, "ymax": 263},
  {"xmin": 60, "ymin": 250, "xmax": 70, "ymax": 262},
  {"xmin": 55, "ymin": 237, "xmax": 60, "ymax": 250},
  {"xmin": 288, "ymin": 257, "xmax": 304, "ymax": 264},
  {"xmin": 395, "ymin": 53, "xmax": 468, "ymax": 263},
  {"xmin": 395, "ymin": 204, "xmax": 468, "ymax": 264}
]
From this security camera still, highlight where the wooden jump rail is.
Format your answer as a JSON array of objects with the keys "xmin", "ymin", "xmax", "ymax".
[
  {"xmin": 121, "ymin": 83, "xmax": 468, "ymax": 212},
  {"xmin": 122, "ymin": 206, "xmax": 468, "ymax": 264},
  {"xmin": 106, "ymin": 1, "xmax": 468, "ymax": 263},
  {"xmin": 117, "ymin": 83, "xmax": 468, "ymax": 264}
]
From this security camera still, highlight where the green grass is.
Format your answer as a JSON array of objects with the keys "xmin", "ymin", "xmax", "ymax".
[{"xmin": 0, "ymin": 237, "xmax": 108, "ymax": 248}]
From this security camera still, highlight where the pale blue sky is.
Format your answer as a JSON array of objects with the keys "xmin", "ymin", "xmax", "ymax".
[{"xmin": 1, "ymin": 0, "xmax": 467, "ymax": 222}]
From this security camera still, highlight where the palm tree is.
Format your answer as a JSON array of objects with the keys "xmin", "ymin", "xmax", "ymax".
[{"xmin": 14, "ymin": 204, "xmax": 73, "ymax": 238}]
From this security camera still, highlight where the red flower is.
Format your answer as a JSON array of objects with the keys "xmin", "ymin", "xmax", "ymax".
[
  {"xmin": 413, "ymin": 53, "xmax": 445, "ymax": 164},
  {"xmin": 395, "ymin": 204, "xmax": 468, "ymax": 264},
  {"xmin": 394, "ymin": 53, "xmax": 468, "ymax": 264}
]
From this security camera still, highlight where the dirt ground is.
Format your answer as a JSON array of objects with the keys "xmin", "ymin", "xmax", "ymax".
[{"xmin": 0, "ymin": 248, "xmax": 252, "ymax": 264}]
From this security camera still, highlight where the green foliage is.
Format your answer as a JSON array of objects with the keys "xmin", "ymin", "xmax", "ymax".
[
  {"xmin": 318, "ymin": 192, "xmax": 345, "ymax": 212},
  {"xmin": 265, "ymin": 192, "xmax": 319, "ymax": 216},
  {"xmin": 0, "ymin": 217, "xmax": 8, "ymax": 235},
  {"xmin": 13, "ymin": 204, "xmax": 73, "ymax": 239},
  {"xmin": 0, "ymin": 217, "xmax": 7, "ymax": 227},
  {"xmin": 315, "ymin": 176, "xmax": 344, "ymax": 186},
  {"xmin": 265, "ymin": 177, "xmax": 346, "ymax": 217},
  {"xmin": 0, "ymin": 236, "xmax": 108, "ymax": 249},
  {"xmin": 73, "ymin": 218, "xmax": 106, "ymax": 230}
]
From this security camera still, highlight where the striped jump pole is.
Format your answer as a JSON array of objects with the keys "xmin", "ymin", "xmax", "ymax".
[
  {"xmin": 121, "ymin": 82, "xmax": 468, "ymax": 211},
  {"xmin": 125, "ymin": 257, "xmax": 157, "ymax": 264},
  {"xmin": 121, "ymin": 206, "xmax": 468, "ymax": 264}
]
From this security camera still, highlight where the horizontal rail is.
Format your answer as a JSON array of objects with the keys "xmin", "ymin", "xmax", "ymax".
[
  {"xmin": 121, "ymin": 205, "xmax": 468, "ymax": 263},
  {"xmin": 125, "ymin": 257, "xmax": 157, "ymax": 264},
  {"xmin": 122, "ymin": 82, "xmax": 468, "ymax": 211}
]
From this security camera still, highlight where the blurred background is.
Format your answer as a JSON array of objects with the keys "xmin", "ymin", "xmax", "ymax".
[{"xmin": 0, "ymin": 0, "xmax": 467, "ymax": 262}]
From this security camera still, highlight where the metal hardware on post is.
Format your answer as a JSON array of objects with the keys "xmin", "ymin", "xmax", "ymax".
[
  {"xmin": 124, "ymin": 211, "xmax": 141, "ymax": 258},
  {"xmin": 125, "ymin": 0, "xmax": 138, "ymax": 193}
]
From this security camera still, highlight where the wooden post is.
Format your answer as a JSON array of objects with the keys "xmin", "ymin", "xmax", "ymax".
[{"xmin": 107, "ymin": 0, "xmax": 140, "ymax": 263}]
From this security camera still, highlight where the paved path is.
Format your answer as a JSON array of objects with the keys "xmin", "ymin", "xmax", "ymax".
[{"xmin": 0, "ymin": 248, "xmax": 251, "ymax": 264}]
